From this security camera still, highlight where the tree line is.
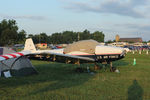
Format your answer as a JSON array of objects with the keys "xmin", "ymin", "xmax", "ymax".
[
  {"xmin": 0, "ymin": 19, "xmax": 105, "ymax": 46},
  {"xmin": 28, "ymin": 30, "xmax": 105, "ymax": 44}
]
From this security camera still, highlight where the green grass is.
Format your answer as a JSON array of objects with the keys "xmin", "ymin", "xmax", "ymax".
[{"xmin": 0, "ymin": 52, "xmax": 150, "ymax": 100}]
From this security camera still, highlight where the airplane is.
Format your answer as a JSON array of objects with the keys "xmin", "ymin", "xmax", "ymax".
[{"xmin": 0, "ymin": 38, "xmax": 126, "ymax": 72}]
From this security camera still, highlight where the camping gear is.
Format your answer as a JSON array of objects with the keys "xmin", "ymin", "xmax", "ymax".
[
  {"xmin": 0, "ymin": 56, "xmax": 38, "ymax": 77},
  {"xmin": 3, "ymin": 71, "xmax": 12, "ymax": 78}
]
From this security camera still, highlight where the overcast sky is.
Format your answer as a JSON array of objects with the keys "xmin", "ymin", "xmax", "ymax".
[{"xmin": 0, "ymin": 0, "xmax": 150, "ymax": 41}]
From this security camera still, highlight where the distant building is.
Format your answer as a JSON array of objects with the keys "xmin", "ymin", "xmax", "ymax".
[
  {"xmin": 115, "ymin": 35, "xmax": 143, "ymax": 43},
  {"xmin": 119, "ymin": 38, "xmax": 143, "ymax": 43}
]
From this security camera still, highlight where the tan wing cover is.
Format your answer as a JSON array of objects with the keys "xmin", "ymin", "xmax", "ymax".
[{"xmin": 64, "ymin": 40, "xmax": 99, "ymax": 54}]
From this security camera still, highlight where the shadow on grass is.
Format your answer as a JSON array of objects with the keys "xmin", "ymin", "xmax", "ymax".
[
  {"xmin": 0, "ymin": 59, "xmax": 129, "ymax": 97},
  {"xmin": 128, "ymin": 80, "xmax": 143, "ymax": 100},
  {"xmin": 97, "ymin": 60, "xmax": 129, "ymax": 71},
  {"xmin": 0, "ymin": 62, "xmax": 92, "ymax": 96},
  {"xmin": 113, "ymin": 59, "xmax": 129, "ymax": 67}
]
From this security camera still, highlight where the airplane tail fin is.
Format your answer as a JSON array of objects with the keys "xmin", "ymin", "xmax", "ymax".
[{"xmin": 24, "ymin": 38, "xmax": 36, "ymax": 52}]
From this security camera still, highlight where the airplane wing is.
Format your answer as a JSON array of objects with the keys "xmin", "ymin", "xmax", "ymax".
[
  {"xmin": 0, "ymin": 50, "xmax": 95, "ymax": 63},
  {"xmin": 31, "ymin": 51, "xmax": 95, "ymax": 62}
]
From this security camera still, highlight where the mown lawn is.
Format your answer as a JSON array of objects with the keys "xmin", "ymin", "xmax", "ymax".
[{"xmin": 0, "ymin": 52, "xmax": 150, "ymax": 100}]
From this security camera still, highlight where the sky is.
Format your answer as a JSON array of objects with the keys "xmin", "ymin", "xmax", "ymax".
[{"xmin": 0, "ymin": 0, "xmax": 150, "ymax": 41}]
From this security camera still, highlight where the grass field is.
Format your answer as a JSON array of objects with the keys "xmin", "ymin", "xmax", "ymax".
[{"xmin": 0, "ymin": 52, "xmax": 150, "ymax": 100}]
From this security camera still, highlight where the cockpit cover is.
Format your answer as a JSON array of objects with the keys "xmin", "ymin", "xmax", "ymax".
[{"xmin": 64, "ymin": 40, "xmax": 99, "ymax": 54}]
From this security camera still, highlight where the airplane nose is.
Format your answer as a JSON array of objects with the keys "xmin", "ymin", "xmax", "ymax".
[{"xmin": 120, "ymin": 49, "xmax": 126, "ymax": 56}]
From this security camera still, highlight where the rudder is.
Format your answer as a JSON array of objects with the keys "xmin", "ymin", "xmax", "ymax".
[{"xmin": 24, "ymin": 38, "xmax": 36, "ymax": 52}]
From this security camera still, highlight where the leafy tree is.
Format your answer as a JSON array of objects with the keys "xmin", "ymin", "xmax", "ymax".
[
  {"xmin": 17, "ymin": 30, "xmax": 26, "ymax": 44},
  {"xmin": 39, "ymin": 33, "xmax": 48, "ymax": 43},
  {"xmin": 80, "ymin": 29, "xmax": 91, "ymax": 40},
  {"xmin": 28, "ymin": 34, "xmax": 33, "ymax": 38},
  {"xmin": 91, "ymin": 31, "xmax": 105, "ymax": 42},
  {"xmin": 50, "ymin": 33, "xmax": 63, "ymax": 44},
  {"xmin": 0, "ymin": 19, "xmax": 18, "ymax": 45},
  {"xmin": 0, "ymin": 19, "xmax": 27, "ymax": 45},
  {"xmin": 48, "ymin": 30, "xmax": 105, "ymax": 44},
  {"xmin": 62, "ymin": 31, "xmax": 77, "ymax": 43}
]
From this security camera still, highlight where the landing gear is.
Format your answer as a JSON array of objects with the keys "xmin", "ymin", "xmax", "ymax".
[
  {"xmin": 110, "ymin": 62, "xmax": 113, "ymax": 72},
  {"xmin": 94, "ymin": 62, "xmax": 112, "ymax": 71},
  {"xmin": 94, "ymin": 63, "xmax": 100, "ymax": 70},
  {"xmin": 109, "ymin": 62, "xmax": 116, "ymax": 72},
  {"xmin": 75, "ymin": 59, "xmax": 84, "ymax": 73}
]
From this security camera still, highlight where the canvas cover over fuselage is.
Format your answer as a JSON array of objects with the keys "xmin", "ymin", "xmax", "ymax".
[{"xmin": 64, "ymin": 40, "xmax": 100, "ymax": 54}]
